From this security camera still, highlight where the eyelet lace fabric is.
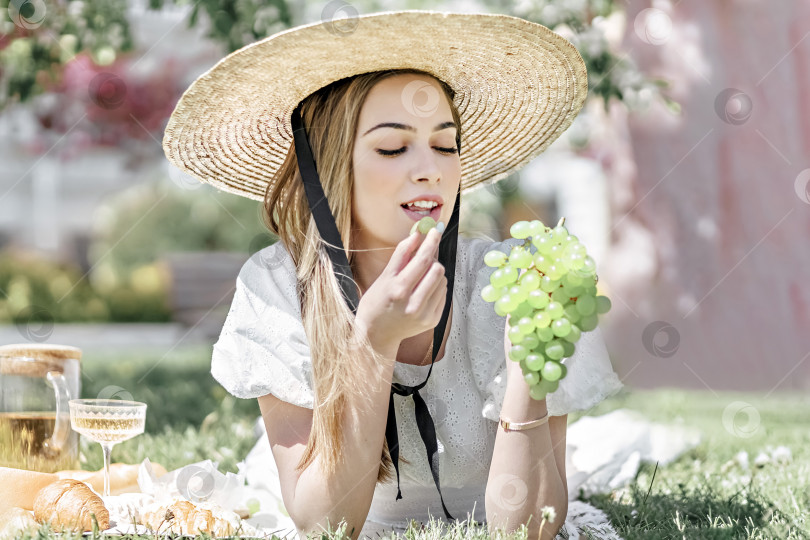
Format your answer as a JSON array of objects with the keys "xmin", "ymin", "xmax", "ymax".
[{"xmin": 211, "ymin": 235, "xmax": 624, "ymax": 539}]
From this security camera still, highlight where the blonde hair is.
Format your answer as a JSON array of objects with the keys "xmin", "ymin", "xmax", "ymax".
[{"xmin": 262, "ymin": 69, "xmax": 462, "ymax": 484}]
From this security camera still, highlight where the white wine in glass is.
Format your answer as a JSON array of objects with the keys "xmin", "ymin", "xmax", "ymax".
[{"xmin": 68, "ymin": 399, "xmax": 146, "ymax": 497}]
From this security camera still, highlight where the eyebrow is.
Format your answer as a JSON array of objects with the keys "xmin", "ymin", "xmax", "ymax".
[{"xmin": 361, "ymin": 121, "xmax": 457, "ymax": 137}]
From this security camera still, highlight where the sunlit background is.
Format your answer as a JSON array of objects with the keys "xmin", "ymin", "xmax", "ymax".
[{"xmin": 2, "ymin": 0, "xmax": 808, "ymax": 391}]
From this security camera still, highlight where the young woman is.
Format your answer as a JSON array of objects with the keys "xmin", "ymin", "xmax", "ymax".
[{"xmin": 163, "ymin": 11, "xmax": 624, "ymax": 540}]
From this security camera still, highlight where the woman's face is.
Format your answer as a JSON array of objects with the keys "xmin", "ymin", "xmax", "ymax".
[{"xmin": 352, "ymin": 73, "xmax": 461, "ymax": 251}]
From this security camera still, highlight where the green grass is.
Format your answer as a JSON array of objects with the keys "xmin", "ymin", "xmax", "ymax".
[{"xmin": 19, "ymin": 347, "xmax": 810, "ymax": 539}]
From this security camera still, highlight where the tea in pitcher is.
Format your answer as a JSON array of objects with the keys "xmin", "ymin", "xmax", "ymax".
[{"xmin": 0, "ymin": 411, "xmax": 79, "ymax": 472}]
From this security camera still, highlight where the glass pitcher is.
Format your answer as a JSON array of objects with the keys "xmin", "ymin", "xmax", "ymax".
[{"xmin": 0, "ymin": 344, "xmax": 81, "ymax": 472}]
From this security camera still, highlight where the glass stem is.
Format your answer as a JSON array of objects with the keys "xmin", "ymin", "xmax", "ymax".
[{"xmin": 101, "ymin": 442, "xmax": 115, "ymax": 497}]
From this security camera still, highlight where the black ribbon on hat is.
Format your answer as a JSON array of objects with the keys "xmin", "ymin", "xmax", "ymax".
[{"xmin": 291, "ymin": 102, "xmax": 458, "ymax": 521}]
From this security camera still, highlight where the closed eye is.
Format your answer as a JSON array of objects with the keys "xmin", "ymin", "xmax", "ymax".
[{"xmin": 376, "ymin": 146, "xmax": 458, "ymax": 156}]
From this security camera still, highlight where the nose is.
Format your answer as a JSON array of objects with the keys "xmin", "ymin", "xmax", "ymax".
[{"xmin": 409, "ymin": 145, "xmax": 441, "ymax": 184}]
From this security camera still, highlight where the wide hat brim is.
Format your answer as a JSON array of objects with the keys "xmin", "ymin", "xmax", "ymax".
[{"xmin": 162, "ymin": 10, "xmax": 588, "ymax": 202}]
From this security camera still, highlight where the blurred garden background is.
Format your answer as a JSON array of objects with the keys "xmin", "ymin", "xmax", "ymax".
[{"xmin": 1, "ymin": 0, "xmax": 809, "ymax": 537}]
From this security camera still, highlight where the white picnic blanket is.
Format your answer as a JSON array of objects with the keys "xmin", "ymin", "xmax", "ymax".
[{"xmin": 237, "ymin": 408, "xmax": 703, "ymax": 539}]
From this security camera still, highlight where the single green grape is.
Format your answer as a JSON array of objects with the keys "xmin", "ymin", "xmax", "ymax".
[
  {"xmin": 527, "ymin": 289, "xmax": 550, "ymax": 310},
  {"xmin": 566, "ymin": 273, "xmax": 584, "ymax": 286},
  {"xmin": 541, "ymin": 360, "xmax": 563, "ymax": 381},
  {"xmin": 512, "ymin": 300, "xmax": 532, "ymax": 320},
  {"xmin": 507, "ymin": 285, "xmax": 528, "ymax": 304},
  {"xmin": 509, "ymin": 247, "xmax": 533, "ymax": 268},
  {"xmin": 507, "ymin": 325, "xmax": 525, "ymax": 344},
  {"xmin": 490, "ymin": 268, "xmax": 507, "ymax": 288},
  {"xmin": 579, "ymin": 313, "xmax": 599, "ymax": 332},
  {"xmin": 539, "ymin": 377, "xmax": 560, "ymax": 393},
  {"xmin": 517, "ymin": 316, "xmax": 536, "ymax": 335},
  {"xmin": 534, "ymin": 235, "xmax": 554, "ymax": 254},
  {"xmin": 545, "ymin": 339, "xmax": 565, "ymax": 360},
  {"xmin": 502, "ymin": 264, "xmax": 519, "ymax": 285},
  {"xmin": 484, "ymin": 250, "xmax": 508, "ymax": 267},
  {"xmin": 563, "ymin": 303, "xmax": 581, "ymax": 324},
  {"xmin": 410, "ymin": 216, "xmax": 437, "ymax": 235},
  {"xmin": 546, "ymin": 301, "xmax": 564, "ymax": 320},
  {"xmin": 533, "ymin": 310, "xmax": 552, "ymax": 329},
  {"xmin": 576, "ymin": 295, "xmax": 596, "ymax": 316},
  {"xmin": 551, "ymin": 225, "xmax": 568, "ymax": 243},
  {"xmin": 529, "ymin": 220, "xmax": 546, "ymax": 237},
  {"xmin": 524, "ymin": 371, "xmax": 541, "ymax": 386},
  {"xmin": 481, "ymin": 284, "xmax": 501, "ymax": 303},
  {"xmin": 529, "ymin": 385, "xmax": 549, "ymax": 401},
  {"xmin": 520, "ymin": 332, "xmax": 539, "ymax": 351},
  {"xmin": 496, "ymin": 295, "xmax": 518, "ymax": 315},
  {"xmin": 535, "ymin": 326, "xmax": 554, "ymax": 342},
  {"xmin": 550, "ymin": 287, "xmax": 569, "ymax": 304},
  {"xmin": 595, "ymin": 295, "xmax": 612, "ymax": 314},
  {"xmin": 525, "ymin": 353, "xmax": 545, "ymax": 371},
  {"xmin": 546, "ymin": 264, "xmax": 564, "ymax": 281},
  {"xmin": 539, "ymin": 276, "xmax": 559, "ymax": 293},
  {"xmin": 562, "ymin": 323, "xmax": 581, "ymax": 343},
  {"xmin": 548, "ymin": 244, "xmax": 563, "ymax": 258},
  {"xmin": 580, "ymin": 255, "xmax": 596, "ymax": 275},
  {"xmin": 533, "ymin": 253, "xmax": 550, "ymax": 273},
  {"xmin": 510, "ymin": 220, "xmax": 532, "ymax": 239},
  {"xmin": 551, "ymin": 317, "xmax": 572, "ymax": 337},
  {"xmin": 518, "ymin": 269, "xmax": 541, "ymax": 292},
  {"xmin": 561, "ymin": 340, "xmax": 575, "ymax": 358},
  {"xmin": 508, "ymin": 344, "xmax": 529, "ymax": 361}
]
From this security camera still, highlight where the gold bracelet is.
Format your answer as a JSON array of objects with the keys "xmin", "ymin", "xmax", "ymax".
[{"xmin": 499, "ymin": 412, "xmax": 550, "ymax": 432}]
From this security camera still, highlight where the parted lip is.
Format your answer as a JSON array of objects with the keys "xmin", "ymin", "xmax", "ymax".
[{"xmin": 400, "ymin": 194, "xmax": 444, "ymax": 206}]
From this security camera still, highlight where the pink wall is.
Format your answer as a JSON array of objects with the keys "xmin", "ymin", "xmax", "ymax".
[{"xmin": 601, "ymin": 1, "xmax": 810, "ymax": 392}]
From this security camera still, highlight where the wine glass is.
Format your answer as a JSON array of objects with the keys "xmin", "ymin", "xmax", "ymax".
[{"xmin": 68, "ymin": 399, "xmax": 147, "ymax": 497}]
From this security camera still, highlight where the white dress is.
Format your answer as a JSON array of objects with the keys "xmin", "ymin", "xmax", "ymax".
[{"xmin": 211, "ymin": 235, "xmax": 625, "ymax": 539}]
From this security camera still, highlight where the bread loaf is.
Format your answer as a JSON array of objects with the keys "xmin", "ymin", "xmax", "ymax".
[{"xmin": 32, "ymin": 479, "xmax": 110, "ymax": 532}]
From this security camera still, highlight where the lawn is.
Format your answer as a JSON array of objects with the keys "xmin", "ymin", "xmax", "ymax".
[{"xmin": 21, "ymin": 346, "xmax": 810, "ymax": 539}]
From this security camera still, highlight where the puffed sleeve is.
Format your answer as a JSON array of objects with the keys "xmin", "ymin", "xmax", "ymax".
[
  {"xmin": 210, "ymin": 241, "xmax": 314, "ymax": 408},
  {"xmin": 465, "ymin": 237, "xmax": 624, "ymax": 420}
]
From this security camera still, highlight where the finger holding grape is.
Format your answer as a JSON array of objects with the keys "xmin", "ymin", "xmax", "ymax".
[{"xmin": 483, "ymin": 217, "xmax": 612, "ymax": 401}]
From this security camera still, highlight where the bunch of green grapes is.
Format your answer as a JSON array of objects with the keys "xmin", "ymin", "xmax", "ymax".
[{"xmin": 480, "ymin": 219, "xmax": 611, "ymax": 400}]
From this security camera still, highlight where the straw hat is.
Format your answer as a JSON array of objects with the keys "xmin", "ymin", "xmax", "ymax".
[{"xmin": 162, "ymin": 10, "xmax": 588, "ymax": 201}]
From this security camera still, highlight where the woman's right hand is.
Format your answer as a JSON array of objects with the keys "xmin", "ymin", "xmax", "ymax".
[{"xmin": 355, "ymin": 226, "xmax": 447, "ymax": 354}]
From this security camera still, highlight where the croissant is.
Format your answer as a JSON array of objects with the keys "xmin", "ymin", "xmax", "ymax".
[
  {"xmin": 141, "ymin": 499, "xmax": 237, "ymax": 536},
  {"xmin": 32, "ymin": 479, "xmax": 110, "ymax": 532}
]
